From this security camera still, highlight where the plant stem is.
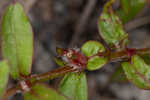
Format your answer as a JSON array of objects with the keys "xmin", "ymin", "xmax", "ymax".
[
  {"xmin": 28, "ymin": 48, "xmax": 150, "ymax": 83},
  {"xmin": 109, "ymin": 48, "xmax": 150, "ymax": 60},
  {"xmin": 135, "ymin": 48, "xmax": 150, "ymax": 54},
  {"xmin": 1, "ymin": 86, "xmax": 20, "ymax": 100},
  {"xmin": 90, "ymin": 48, "xmax": 150, "ymax": 61},
  {"xmin": 28, "ymin": 66, "xmax": 78, "ymax": 83},
  {"xmin": 2, "ymin": 66, "xmax": 77, "ymax": 100}
]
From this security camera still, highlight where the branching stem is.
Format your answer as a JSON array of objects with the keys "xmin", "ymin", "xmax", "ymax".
[{"xmin": 3, "ymin": 47, "xmax": 150, "ymax": 100}]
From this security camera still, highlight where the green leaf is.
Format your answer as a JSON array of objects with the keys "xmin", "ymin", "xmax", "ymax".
[
  {"xmin": 122, "ymin": 62, "xmax": 150, "ymax": 89},
  {"xmin": 87, "ymin": 56, "xmax": 107, "ymax": 71},
  {"xmin": 24, "ymin": 83, "xmax": 67, "ymax": 100},
  {"xmin": 140, "ymin": 54, "xmax": 150, "ymax": 65},
  {"xmin": 1, "ymin": 3, "xmax": 33, "ymax": 79},
  {"xmin": 81, "ymin": 41, "xmax": 105, "ymax": 57},
  {"xmin": 98, "ymin": 6, "xmax": 128, "ymax": 48},
  {"xmin": 120, "ymin": 0, "xmax": 130, "ymax": 15},
  {"xmin": 0, "ymin": 60, "xmax": 9, "ymax": 97},
  {"xmin": 132, "ymin": 55, "xmax": 150, "ymax": 82},
  {"xmin": 110, "ymin": 66, "xmax": 127, "ymax": 82},
  {"xmin": 59, "ymin": 72, "xmax": 87, "ymax": 100},
  {"xmin": 116, "ymin": 0, "xmax": 146, "ymax": 23}
]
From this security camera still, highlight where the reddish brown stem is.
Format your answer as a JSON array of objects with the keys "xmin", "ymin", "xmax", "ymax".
[
  {"xmin": 1, "ymin": 86, "xmax": 20, "ymax": 100},
  {"xmin": 89, "ymin": 48, "xmax": 150, "ymax": 61},
  {"xmin": 2, "ymin": 66, "xmax": 77, "ymax": 100},
  {"xmin": 28, "ymin": 66, "xmax": 78, "ymax": 83},
  {"xmin": 3, "ymin": 48, "xmax": 150, "ymax": 100}
]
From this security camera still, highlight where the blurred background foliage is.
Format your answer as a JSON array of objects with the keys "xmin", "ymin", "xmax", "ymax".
[{"xmin": 1, "ymin": 0, "xmax": 150, "ymax": 100}]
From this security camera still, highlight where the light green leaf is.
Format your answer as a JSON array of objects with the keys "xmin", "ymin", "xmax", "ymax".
[
  {"xmin": 132, "ymin": 55, "xmax": 150, "ymax": 82},
  {"xmin": 98, "ymin": 6, "xmax": 128, "ymax": 48},
  {"xmin": 24, "ymin": 83, "xmax": 67, "ymax": 100},
  {"xmin": 81, "ymin": 41, "xmax": 105, "ymax": 57},
  {"xmin": 116, "ymin": 0, "xmax": 146, "ymax": 23},
  {"xmin": 0, "ymin": 60, "xmax": 9, "ymax": 97},
  {"xmin": 1, "ymin": 3, "xmax": 33, "ymax": 79},
  {"xmin": 87, "ymin": 56, "xmax": 107, "ymax": 71},
  {"xmin": 122, "ymin": 62, "xmax": 150, "ymax": 89},
  {"xmin": 59, "ymin": 72, "xmax": 87, "ymax": 100}
]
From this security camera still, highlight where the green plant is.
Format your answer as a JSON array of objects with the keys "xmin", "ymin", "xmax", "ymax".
[{"xmin": 0, "ymin": 0, "xmax": 150, "ymax": 100}]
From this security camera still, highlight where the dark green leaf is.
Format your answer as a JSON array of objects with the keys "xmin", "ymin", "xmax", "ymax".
[
  {"xmin": 98, "ymin": 6, "xmax": 128, "ymax": 48},
  {"xmin": 140, "ymin": 54, "xmax": 150, "ymax": 65},
  {"xmin": 0, "ymin": 60, "xmax": 9, "ymax": 97},
  {"xmin": 110, "ymin": 66, "xmax": 127, "ymax": 82},
  {"xmin": 81, "ymin": 41, "xmax": 105, "ymax": 57},
  {"xmin": 122, "ymin": 62, "xmax": 150, "ymax": 89},
  {"xmin": 116, "ymin": 0, "xmax": 146, "ymax": 23},
  {"xmin": 120, "ymin": 0, "xmax": 130, "ymax": 15},
  {"xmin": 1, "ymin": 3, "xmax": 33, "ymax": 79},
  {"xmin": 59, "ymin": 72, "xmax": 87, "ymax": 100},
  {"xmin": 24, "ymin": 83, "xmax": 67, "ymax": 100},
  {"xmin": 87, "ymin": 56, "xmax": 107, "ymax": 71}
]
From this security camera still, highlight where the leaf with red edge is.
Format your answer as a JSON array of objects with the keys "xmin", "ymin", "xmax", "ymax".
[
  {"xmin": 98, "ymin": 4, "xmax": 128, "ymax": 49},
  {"xmin": 122, "ymin": 62, "xmax": 150, "ymax": 89},
  {"xmin": 132, "ymin": 55, "xmax": 150, "ymax": 82},
  {"xmin": 122, "ymin": 55, "xmax": 150, "ymax": 89}
]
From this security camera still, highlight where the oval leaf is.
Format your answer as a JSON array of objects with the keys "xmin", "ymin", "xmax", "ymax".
[
  {"xmin": 116, "ymin": 0, "xmax": 146, "ymax": 23},
  {"xmin": 87, "ymin": 56, "xmax": 107, "ymax": 71},
  {"xmin": 81, "ymin": 41, "xmax": 105, "ymax": 57},
  {"xmin": 132, "ymin": 55, "xmax": 150, "ymax": 82},
  {"xmin": 122, "ymin": 62, "xmax": 150, "ymax": 89},
  {"xmin": 98, "ymin": 6, "xmax": 128, "ymax": 48},
  {"xmin": 0, "ymin": 60, "xmax": 9, "ymax": 97},
  {"xmin": 59, "ymin": 72, "xmax": 87, "ymax": 100},
  {"xmin": 24, "ymin": 83, "xmax": 67, "ymax": 100},
  {"xmin": 1, "ymin": 3, "xmax": 33, "ymax": 79}
]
